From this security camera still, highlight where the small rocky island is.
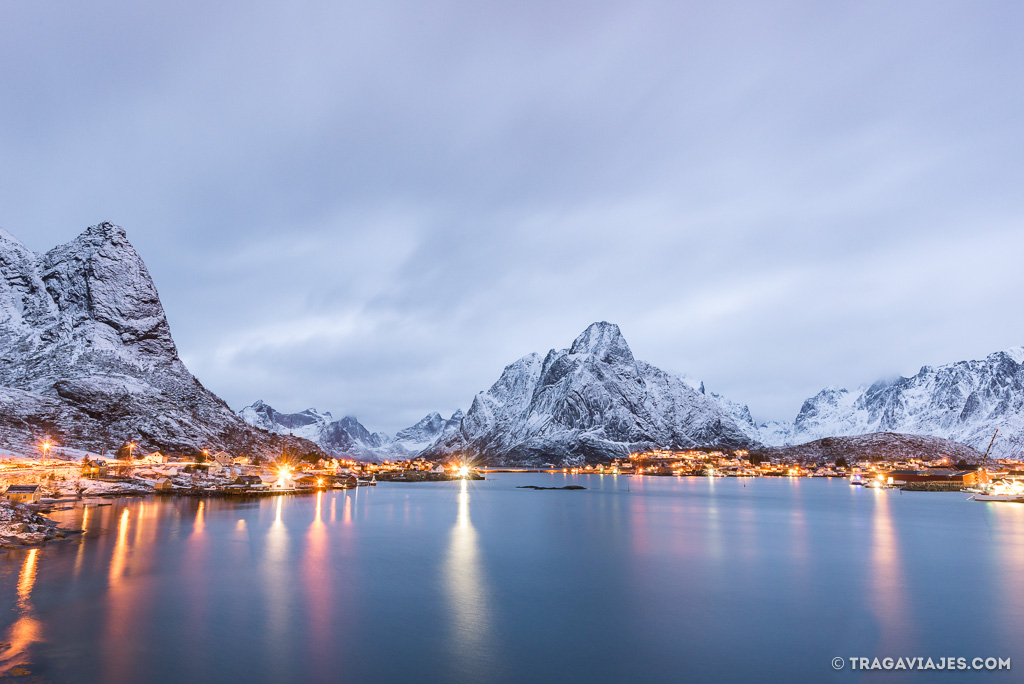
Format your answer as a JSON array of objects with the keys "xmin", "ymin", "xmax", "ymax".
[{"xmin": 516, "ymin": 485, "xmax": 586, "ymax": 491}]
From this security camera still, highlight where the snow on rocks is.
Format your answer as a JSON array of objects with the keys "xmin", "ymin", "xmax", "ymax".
[
  {"xmin": 757, "ymin": 347, "xmax": 1024, "ymax": 453},
  {"xmin": 423, "ymin": 322, "xmax": 756, "ymax": 466},
  {"xmin": 0, "ymin": 223, "xmax": 324, "ymax": 461},
  {"xmin": 0, "ymin": 498, "xmax": 78, "ymax": 548}
]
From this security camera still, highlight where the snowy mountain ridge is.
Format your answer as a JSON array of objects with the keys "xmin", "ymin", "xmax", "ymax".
[
  {"xmin": 754, "ymin": 347, "xmax": 1024, "ymax": 455},
  {"xmin": 422, "ymin": 322, "xmax": 756, "ymax": 465},
  {"xmin": 238, "ymin": 400, "xmax": 464, "ymax": 462},
  {"xmin": 0, "ymin": 223, "xmax": 323, "ymax": 459}
]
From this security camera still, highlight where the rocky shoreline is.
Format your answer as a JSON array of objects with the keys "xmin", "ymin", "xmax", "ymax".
[{"xmin": 0, "ymin": 498, "xmax": 81, "ymax": 548}]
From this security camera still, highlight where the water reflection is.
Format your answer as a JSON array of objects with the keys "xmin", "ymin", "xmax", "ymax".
[
  {"xmin": 194, "ymin": 500, "xmax": 205, "ymax": 535},
  {"xmin": 988, "ymin": 503, "xmax": 1024, "ymax": 633},
  {"xmin": 108, "ymin": 508, "xmax": 130, "ymax": 585},
  {"xmin": 788, "ymin": 485, "xmax": 810, "ymax": 578},
  {"xmin": 445, "ymin": 479, "xmax": 492, "ymax": 679},
  {"xmin": 264, "ymin": 495, "xmax": 290, "ymax": 679},
  {"xmin": 869, "ymin": 490, "xmax": 911, "ymax": 644},
  {"xmin": 304, "ymin": 492, "xmax": 332, "ymax": 674},
  {"xmin": 0, "ymin": 549, "xmax": 41, "ymax": 675},
  {"xmin": 73, "ymin": 505, "xmax": 90, "ymax": 578}
]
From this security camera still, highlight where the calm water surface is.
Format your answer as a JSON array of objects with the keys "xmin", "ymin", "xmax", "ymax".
[{"xmin": 1, "ymin": 474, "xmax": 1022, "ymax": 683}]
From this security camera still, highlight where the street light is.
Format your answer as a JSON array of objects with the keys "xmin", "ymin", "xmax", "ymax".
[
  {"xmin": 127, "ymin": 442, "xmax": 137, "ymax": 461},
  {"xmin": 40, "ymin": 439, "xmax": 52, "ymax": 459}
]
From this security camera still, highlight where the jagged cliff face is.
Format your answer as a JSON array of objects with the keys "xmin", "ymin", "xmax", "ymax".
[
  {"xmin": 770, "ymin": 348, "xmax": 1024, "ymax": 454},
  {"xmin": 424, "ymin": 322, "xmax": 755, "ymax": 466},
  {"xmin": 0, "ymin": 223, "xmax": 322, "ymax": 459},
  {"xmin": 238, "ymin": 400, "xmax": 463, "ymax": 462}
]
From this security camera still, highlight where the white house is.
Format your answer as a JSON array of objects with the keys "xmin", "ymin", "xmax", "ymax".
[{"xmin": 212, "ymin": 451, "xmax": 233, "ymax": 467}]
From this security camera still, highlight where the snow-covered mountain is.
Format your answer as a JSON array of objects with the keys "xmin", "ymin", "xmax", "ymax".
[
  {"xmin": 392, "ymin": 410, "xmax": 464, "ymax": 453},
  {"xmin": 761, "ymin": 347, "xmax": 1024, "ymax": 455},
  {"xmin": 423, "ymin": 322, "xmax": 756, "ymax": 466},
  {"xmin": 238, "ymin": 400, "xmax": 463, "ymax": 461},
  {"xmin": 0, "ymin": 223, "xmax": 323, "ymax": 459}
]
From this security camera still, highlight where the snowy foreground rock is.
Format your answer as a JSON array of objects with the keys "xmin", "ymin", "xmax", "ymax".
[
  {"xmin": 758, "ymin": 347, "xmax": 1024, "ymax": 455},
  {"xmin": 0, "ymin": 223, "xmax": 322, "ymax": 459},
  {"xmin": 0, "ymin": 498, "xmax": 77, "ymax": 547}
]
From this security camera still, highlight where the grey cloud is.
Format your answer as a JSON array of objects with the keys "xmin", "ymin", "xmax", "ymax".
[{"xmin": 2, "ymin": 1, "xmax": 1023, "ymax": 432}]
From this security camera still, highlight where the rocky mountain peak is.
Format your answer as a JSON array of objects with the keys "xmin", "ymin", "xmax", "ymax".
[
  {"xmin": 568, "ymin": 321, "xmax": 634, "ymax": 364},
  {"xmin": 768, "ymin": 344, "xmax": 1024, "ymax": 454},
  {"xmin": 0, "ymin": 227, "xmax": 29, "ymax": 250},
  {"xmin": 84, "ymin": 221, "xmax": 127, "ymax": 239},
  {"xmin": 424, "ymin": 322, "xmax": 754, "ymax": 465},
  {"xmin": 0, "ymin": 224, "xmax": 323, "ymax": 460}
]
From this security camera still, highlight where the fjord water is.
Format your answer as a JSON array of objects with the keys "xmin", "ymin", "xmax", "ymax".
[{"xmin": 1, "ymin": 476, "xmax": 1022, "ymax": 683}]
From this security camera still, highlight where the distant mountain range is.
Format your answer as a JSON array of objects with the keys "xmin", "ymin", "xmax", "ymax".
[
  {"xmin": 0, "ymin": 223, "xmax": 322, "ymax": 459},
  {"xmin": 238, "ymin": 400, "xmax": 462, "ymax": 462},
  {"xmin": 245, "ymin": 322, "xmax": 757, "ymax": 465},
  {"xmin": 749, "ymin": 348, "xmax": 1024, "ymax": 456},
  {"xmin": 4, "ymin": 222, "xmax": 1022, "ymax": 465},
  {"xmin": 246, "ymin": 325, "xmax": 1024, "ymax": 464}
]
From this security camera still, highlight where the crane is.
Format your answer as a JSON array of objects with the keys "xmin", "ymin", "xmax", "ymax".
[{"xmin": 982, "ymin": 428, "xmax": 999, "ymax": 470}]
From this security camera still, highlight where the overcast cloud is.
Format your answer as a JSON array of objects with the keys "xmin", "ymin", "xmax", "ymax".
[{"xmin": 2, "ymin": 1, "xmax": 1022, "ymax": 432}]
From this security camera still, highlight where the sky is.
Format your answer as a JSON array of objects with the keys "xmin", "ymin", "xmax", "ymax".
[{"xmin": 2, "ymin": 1, "xmax": 1023, "ymax": 433}]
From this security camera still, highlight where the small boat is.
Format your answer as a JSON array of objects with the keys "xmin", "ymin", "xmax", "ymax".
[
  {"xmin": 968, "ymin": 478, "xmax": 1024, "ymax": 502},
  {"xmin": 971, "ymin": 493, "xmax": 1024, "ymax": 502}
]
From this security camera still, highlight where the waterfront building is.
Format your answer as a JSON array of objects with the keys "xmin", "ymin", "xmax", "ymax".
[
  {"xmin": 4, "ymin": 484, "xmax": 41, "ymax": 504},
  {"xmin": 885, "ymin": 469, "xmax": 989, "ymax": 488}
]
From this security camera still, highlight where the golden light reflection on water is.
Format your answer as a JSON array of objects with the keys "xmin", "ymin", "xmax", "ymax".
[
  {"xmin": 445, "ymin": 479, "xmax": 492, "ymax": 678},
  {"xmin": 304, "ymin": 491, "xmax": 331, "ymax": 665},
  {"xmin": 986, "ymin": 502, "xmax": 1024, "ymax": 631},
  {"xmin": 0, "ymin": 549, "xmax": 42, "ymax": 676},
  {"xmin": 104, "ymin": 502, "xmax": 160, "ymax": 683},
  {"xmin": 194, "ymin": 500, "xmax": 205, "ymax": 535},
  {"xmin": 73, "ymin": 505, "xmax": 90, "ymax": 578},
  {"xmin": 869, "ymin": 489, "xmax": 911, "ymax": 643},
  {"xmin": 108, "ymin": 508, "xmax": 130, "ymax": 585},
  {"xmin": 263, "ymin": 495, "xmax": 290, "ymax": 678}
]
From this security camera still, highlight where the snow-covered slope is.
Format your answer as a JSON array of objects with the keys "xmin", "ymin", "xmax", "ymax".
[
  {"xmin": 238, "ymin": 401, "xmax": 463, "ymax": 461},
  {"xmin": 0, "ymin": 223, "xmax": 323, "ymax": 459},
  {"xmin": 768, "ymin": 347, "xmax": 1024, "ymax": 454},
  {"xmin": 752, "ymin": 432, "xmax": 982, "ymax": 464},
  {"xmin": 423, "ymin": 322, "xmax": 756, "ymax": 466}
]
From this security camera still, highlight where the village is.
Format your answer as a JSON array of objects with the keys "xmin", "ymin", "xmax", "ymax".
[
  {"xmin": 4, "ymin": 438, "xmax": 1024, "ymax": 513},
  {"xmin": 0, "ymin": 439, "xmax": 488, "ymax": 512},
  {"xmin": 589, "ymin": 448, "xmax": 1024, "ymax": 491}
]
